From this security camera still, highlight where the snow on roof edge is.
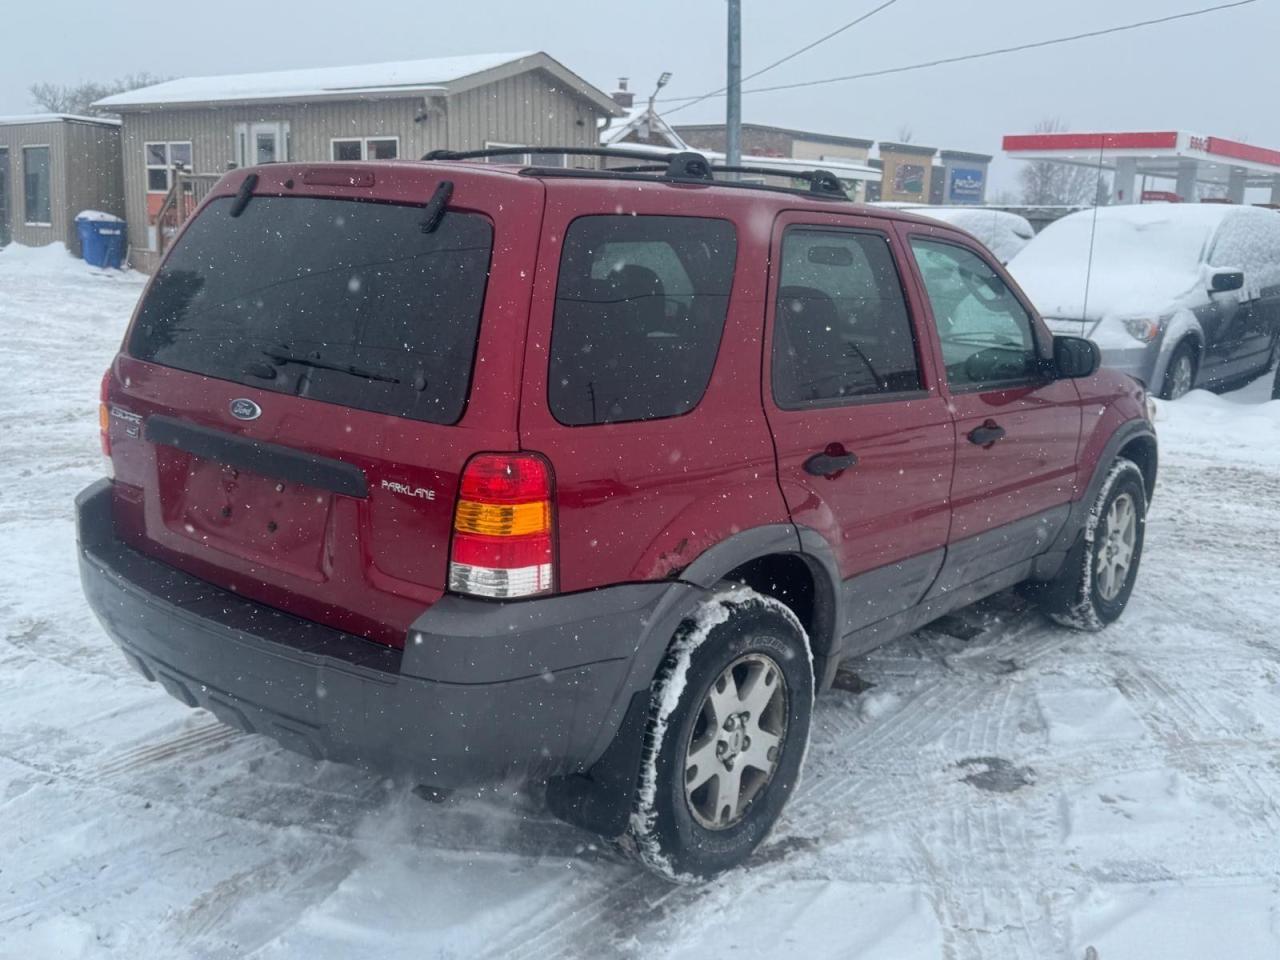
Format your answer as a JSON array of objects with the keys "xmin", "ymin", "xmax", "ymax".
[
  {"xmin": 94, "ymin": 52, "xmax": 539, "ymax": 108},
  {"xmin": 0, "ymin": 113, "xmax": 121, "ymax": 127}
]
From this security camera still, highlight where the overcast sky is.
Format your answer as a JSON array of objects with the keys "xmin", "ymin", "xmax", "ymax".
[{"xmin": 4, "ymin": 0, "xmax": 1275, "ymax": 191}]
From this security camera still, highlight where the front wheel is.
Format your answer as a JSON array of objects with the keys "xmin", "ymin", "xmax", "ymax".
[
  {"xmin": 625, "ymin": 588, "xmax": 813, "ymax": 881},
  {"xmin": 1160, "ymin": 341, "xmax": 1197, "ymax": 400},
  {"xmin": 1032, "ymin": 458, "xmax": 1148, "ymax": 631}
]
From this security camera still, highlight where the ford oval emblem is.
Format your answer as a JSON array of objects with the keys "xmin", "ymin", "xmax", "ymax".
[{"xmin": 229, "ymin": 398, "xmax": 261, "ymax": 421}]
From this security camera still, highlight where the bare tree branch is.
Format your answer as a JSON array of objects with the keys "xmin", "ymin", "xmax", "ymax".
[
  {"xmin": 28, "ymin": 73, "xmax": 170, "ymax": 117},
  {"xmin": 1018, "ymin": 118, "xmax": 1110, "ymax": 206}
]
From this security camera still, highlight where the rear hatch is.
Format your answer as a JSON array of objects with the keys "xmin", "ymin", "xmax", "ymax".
[{"xmin": 105, "ymin": 163, "xmax": 544, "ymax": 646}]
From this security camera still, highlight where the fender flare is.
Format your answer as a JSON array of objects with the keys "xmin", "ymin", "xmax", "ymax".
[{"xmin": 1037, "ymin": 419, "xmax": 1157, "ymax": 576}]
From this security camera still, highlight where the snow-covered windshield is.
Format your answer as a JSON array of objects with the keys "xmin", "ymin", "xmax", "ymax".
[
  {"xmin": 1014, "ymin": 209, "xmax": 1212, "ymax": 278},
  {"xmin": 1009, "ymin": 208, "xmax": 1221, "ymax": 318}
]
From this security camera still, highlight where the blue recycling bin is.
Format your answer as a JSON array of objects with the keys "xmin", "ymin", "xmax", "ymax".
[{"xmin": 75, "ymin": 212, "xmax": 127, "ymax": 269}]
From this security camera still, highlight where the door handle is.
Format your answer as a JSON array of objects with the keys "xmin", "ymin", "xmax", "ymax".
[
  {"xmin": 968, "ymin": 420, "xmax": 1006, "ymax": 447},
  {"xmin": 804, "ymin": 445, "xmax": 858, "ymax": 477}
]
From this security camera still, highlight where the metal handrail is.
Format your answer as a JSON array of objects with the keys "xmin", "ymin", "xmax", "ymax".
[{"xmin": 155, "ymin": 169, "xmax": 220, "ymax": 257}]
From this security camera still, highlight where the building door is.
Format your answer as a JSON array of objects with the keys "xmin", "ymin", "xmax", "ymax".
[
  {"xmin": 235, "ymin": 122, "xmax": 290, "ymax": 167},
  {"xmin": 0, "ymin": 149, "xmax": 9, "ymax": 246}
]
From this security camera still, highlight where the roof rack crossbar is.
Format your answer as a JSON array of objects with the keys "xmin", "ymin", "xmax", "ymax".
[
  {"xmin": 420, "ymin": 145, "xmax": 853, "ymax": 201},
  {"xmin": 712, "ymin": 164, "xmax": 848, "ymax": 198},
  {"xmin": 421, "ymin": 145, "xmax": 673, "ymax": 164}
]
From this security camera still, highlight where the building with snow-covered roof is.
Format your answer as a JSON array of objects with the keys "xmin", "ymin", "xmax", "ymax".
[
  {"xmin": 0, "ymin": 114, "xmax": 123, "ymax": 256},
  {"xmin": 95, "ymin": 52, "xmax": 624, "ymax": 270}
]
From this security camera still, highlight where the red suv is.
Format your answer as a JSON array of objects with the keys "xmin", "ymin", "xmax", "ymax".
[{"xmin": 78, "ymin": 149, "xmax": 1157, "ymax": 880}]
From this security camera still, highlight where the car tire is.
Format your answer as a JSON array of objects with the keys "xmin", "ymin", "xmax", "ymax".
[
  {"xmin": 1032, "ymin": 458, "xmax": 1147, "ymax": 631},
  {"xmin": 623, "ymin": 588, "xmax": 813, "ymax": 882},
  {"xmin": 1160, "ymin": 341, "xmax": 1197, "ymax": 400}
]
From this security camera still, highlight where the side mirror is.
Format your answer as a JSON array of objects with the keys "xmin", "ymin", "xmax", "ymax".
[
  {"xmin": 1209, "ymin": 268, "xmax": 1244, "ymax": 293},
  {"xmin": 1053, "ymin": 335, "xmax": 1101, "ymax": 379}
]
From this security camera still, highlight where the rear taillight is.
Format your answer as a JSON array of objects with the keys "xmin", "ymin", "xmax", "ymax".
[
  {"xmin": 98, "ymin": 369, "xmax": 114, "ymax": 477},
  {"xmin": 98, "ymin": 369, "xmax": 112, "ymax": 456},
  {"xmin": 449, "ymin": 453, "xmax": 555, "ymax": 599}
]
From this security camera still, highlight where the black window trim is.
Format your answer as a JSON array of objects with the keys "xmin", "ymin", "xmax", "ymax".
[
  {"xmin": 546, "ymin": 211, "xmax": 740, "ymax": 428},
  {"xmin": 770, "ymin": 223, "xmax": 929, "ymax": 412},
  {"xmin": 904, "ymin": 231, "xmax": 1053, "ymax": 395}
]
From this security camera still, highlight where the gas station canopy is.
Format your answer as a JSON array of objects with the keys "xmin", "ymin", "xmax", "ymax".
[{"xmin": 1002, "ymin": 131, "xmax": 1280, "ymax": 205}]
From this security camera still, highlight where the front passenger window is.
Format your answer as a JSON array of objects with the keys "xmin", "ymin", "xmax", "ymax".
[{"xmin": 910, "ymin": 238, "xmax": 1040, "ymax": 390}]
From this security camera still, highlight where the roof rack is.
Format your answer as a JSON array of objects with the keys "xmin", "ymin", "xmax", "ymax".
[{"xmin": 420, "ymin": 146, "xmax": 851, "ymax": 200}]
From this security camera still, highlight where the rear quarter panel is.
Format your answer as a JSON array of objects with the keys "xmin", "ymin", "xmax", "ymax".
[{"xmin": 516, "ymin": 183, "xmax": 789, "ymax": 591}]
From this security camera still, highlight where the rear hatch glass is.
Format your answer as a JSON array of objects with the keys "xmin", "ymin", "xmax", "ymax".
[{"xmin": 130, "ymin": 195, "xmax": 493, "ymax": 424}]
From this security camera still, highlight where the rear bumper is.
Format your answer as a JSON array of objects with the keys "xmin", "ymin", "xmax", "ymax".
[{"xmin": 77, "ymin": 479, "xmax": 695, "ymax": 787}]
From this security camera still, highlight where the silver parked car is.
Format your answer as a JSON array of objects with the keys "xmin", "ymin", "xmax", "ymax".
[{"xmin": 1009, "ymin": 204, "xmax": 1280, "ymax": 399}]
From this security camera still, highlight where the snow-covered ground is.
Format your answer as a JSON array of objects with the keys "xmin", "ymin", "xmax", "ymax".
[{"xmin": 1, "ymin": 244, "xmax": 1278, "ymax": 959}]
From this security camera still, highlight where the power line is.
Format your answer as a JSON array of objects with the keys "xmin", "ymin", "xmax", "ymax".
[
  {"xmin": 658, "ymin": 0, "xmax": 1256, "ymax": 110},
  {"xmin": 662, "ymin": 0, "xmax": 902, "ymax": 118}
]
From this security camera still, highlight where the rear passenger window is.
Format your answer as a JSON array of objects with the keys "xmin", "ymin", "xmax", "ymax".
[
  {"xmin": 772, "ymin": 228, "xmax": 922, "ymax": 407},
  {"xmin": 549, "ymin": 215, "xmax": 736, "ymax": 425}
]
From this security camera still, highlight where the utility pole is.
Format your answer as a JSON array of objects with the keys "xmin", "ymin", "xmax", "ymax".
[{"xmin": 726, "ymin": 0, "xmax": 742, "ymax": 167}]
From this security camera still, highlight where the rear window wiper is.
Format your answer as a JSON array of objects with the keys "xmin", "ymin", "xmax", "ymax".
[
  {"xmin": 420, "ymin": 180, "xmax": 453, "ymax": 234},
  {"xmin": 263, "ymin": 349, "xmax": 400, "ymax": 384}
]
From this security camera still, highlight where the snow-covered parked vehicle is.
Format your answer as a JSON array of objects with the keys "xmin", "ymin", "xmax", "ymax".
[
  {"xmin": 1009, "ymin": 204, "xmax": 1280, "ymax": 399},
  {"xmin": 874, "ymin": 203, "xmax": 1036, "ymax": 263},
  {"xmin": 78, "ymin": 147, "xmax": 1157, "ymax": 880}
]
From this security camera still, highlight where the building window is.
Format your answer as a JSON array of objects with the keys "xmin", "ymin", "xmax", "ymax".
[
  {"xmin": 22, "ymin": 146, "xmax": 51, "ymax": 225},
  {"xmin": 367, "ymin": 138, "xmax": 398, "ymax": 160},
  {"xmin": 330, "ymin": 137, "xmax": 400, "ymax": 161},
  {"xmin": 145, "ymin": 141, "xmax": 192, "ymax": 193},
  {"xmin": 481, "ymin": 142, "xmax": 567, "ymax": 166}
]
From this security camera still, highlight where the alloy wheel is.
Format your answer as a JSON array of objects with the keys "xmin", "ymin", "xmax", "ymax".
[
  {"xmin": 1169, "ymin": 354, "xmax": 1194, "ymax": 399},
  {"xmin": 1096, "ymin": 492, "xmax": 1137, "ymax": 601},
  {"xmin": 683, "ymin": 653, "xmax": 789, "ymax": 830}
]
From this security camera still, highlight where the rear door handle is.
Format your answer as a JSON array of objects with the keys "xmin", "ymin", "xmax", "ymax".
[
  {"xmin": 804, "ymin": 446, "xmax": 858, "ymax": 477},
  {"xmin": 968, "ymin": 420, "xmax": 1006, "ymax": 447}
]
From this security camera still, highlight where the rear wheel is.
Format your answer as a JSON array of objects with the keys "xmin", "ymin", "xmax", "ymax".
[
  {"xmin": 1160, "ymin": 341, "xmax": 1197, "ymax": 400},
  {"xmin": 625, "ymin": 589, "xmax": 813, "ymax": 881},
  {"xmin": 1031, "ymin": 458, "xmax": 1147, "ymax": 631}
]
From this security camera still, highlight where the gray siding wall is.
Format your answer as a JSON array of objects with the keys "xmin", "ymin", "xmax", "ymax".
[
  {"xmin": 0, "ymin": 120, "xmax": 121, "ymax": 256},
  {"xmin": 117, "ymin": 69, "xmax": 607, "ymax": 270},
  {"xmin": 448, "ymin": 72, "xmax": 600, "ymax": 151},
  {"xmin": 0, "ymin": 120, "xmax": 68, "ymax": 249},
  {"xmin": 62, "ymin": 123, "xmax": 124, "ymax": 255},
  {"xmin": 118, "ymin": 97, "xmax": 444, "ymax": 263}
]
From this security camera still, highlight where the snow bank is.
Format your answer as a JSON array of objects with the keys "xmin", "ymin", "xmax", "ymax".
[
  {"xmin": 0, "ymin": 241, "xmax": 139, "ymax": 279},
  {"xmin": 1153, "ymin": 373, "xmax": 1280, "ymax": 468}
]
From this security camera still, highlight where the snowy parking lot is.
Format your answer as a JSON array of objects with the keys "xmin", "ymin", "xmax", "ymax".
[{"xmin": 1, "ymin": 244, "xmax": 1278, "ymax": 959}]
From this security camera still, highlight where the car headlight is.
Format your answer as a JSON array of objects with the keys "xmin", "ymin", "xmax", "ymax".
[{"xmin": 1122, "ymin": 317, "xmax": 1161, "ymax": 343}]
